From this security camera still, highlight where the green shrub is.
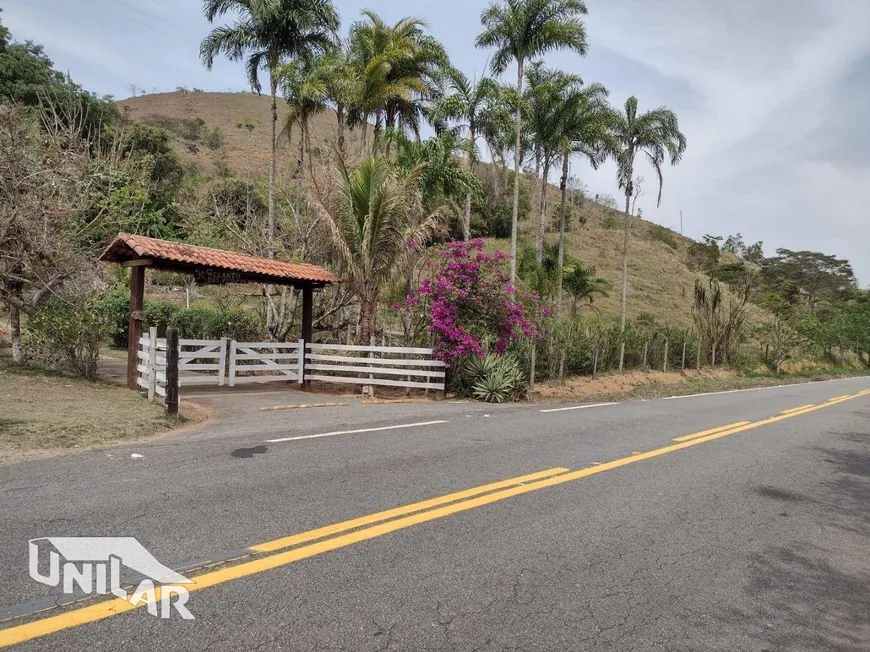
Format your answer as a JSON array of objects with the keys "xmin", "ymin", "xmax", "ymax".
[
  {"xmin": 648, "ymin": 224, "xmax": 678, "ymax": 249},
  {"xmin": 169, "ymin": 306, "xmax": 263, "ymax": 341},
  {"xmin": 601, "ymin": 212, "xmax": 621, "ymax": 230},
  {"xmin": 93, "ymin": 288, "xmax": 131, "ymax": 348},
  {"xmin": 26, "ymin": 295, "xmax": 112, "ymax": 380}
]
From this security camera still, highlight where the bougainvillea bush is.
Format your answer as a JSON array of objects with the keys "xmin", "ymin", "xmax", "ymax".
[{"xmin": 396, "ymin": 239, "xmax": 541, "ymax": 370}]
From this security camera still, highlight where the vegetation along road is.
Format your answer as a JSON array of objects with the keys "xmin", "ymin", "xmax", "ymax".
[{"xmin": 1, "ymin": 377, "xmax": 868, "ymax": 650}]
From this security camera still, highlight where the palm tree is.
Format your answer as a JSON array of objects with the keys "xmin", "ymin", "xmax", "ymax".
[
  {"xmin": 608, "ymin": 96, "xmax": 687, "ymax": 329},
  {"xmin": 432, "ymin": 68, "xmax": 496, "ymax": 239},
  {"xmin": 200, "ymin": 0, "xmax": 339, "ymax": 257},
  {"xmin": 313, "ymin": 47, "xmax": 358, "ymax": 160},
  {"xmin": 312, "ymin": 156, "xmax": 444, "ymax": 342},
  {"xmin": 347, "ymin": 11, "xmax": 448, "ymax": 153},
  {"xmin": 551, "ymin": 82, "xmax": 611, "ymax": 317},
  {"xmin": 563, "ymin": 262, "xmax": 609, "ymax": 315},
  {"xmin": 524, "ymin": 66, "xmax": 582, "ymax": 264},
  {"xmin": 278, "ymin": 57, "xmax": 327, "ymax": 177},
  {"xmin": 475, "ymin": 0, "xmax": 589, "ymax": 283}
]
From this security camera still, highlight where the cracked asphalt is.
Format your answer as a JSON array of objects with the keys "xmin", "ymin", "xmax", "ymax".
[{"xmin": 1, "ymin": 376, "xmax": 869, "ymax": 650}]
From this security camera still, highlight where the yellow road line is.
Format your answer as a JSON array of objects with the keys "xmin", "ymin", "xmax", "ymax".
[
  {"xmin": 781, "ymin": 404, "xmax": 815, "ymax": 414},
  {"xmin": 826, "ymin": 395, "xmax": 850, "ymax": 402},
  {"xmin": 1, "ymin": 391, "xmax": 867, "ymax": 648},
  {"xmin": 251, "ymin": 467, "xmax": 570, "ymax": 553},
  {"xmin": 673, "ymin": 421, "xmax": 750, "ymax": 442}
]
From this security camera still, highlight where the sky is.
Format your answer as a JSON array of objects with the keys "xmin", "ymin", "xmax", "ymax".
[{"xmin": 3, "ymin": 0, "xmax": 869, "ymax": 284}]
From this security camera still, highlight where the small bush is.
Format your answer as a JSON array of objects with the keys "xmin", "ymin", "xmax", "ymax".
[
  {"xmin": 648, "ymin": 224, "xmax": 678, "ymax": 249},
  {"xmin": 26, "ymin": 295, "xmax": 112, "ymax": 380},
  {"xmin": 169, "ymin": 306, "xmax": 263, "ymax": 341},
  {"xmin": 601, "ymin": 212, "xmax": 621, "ymax": 230}
]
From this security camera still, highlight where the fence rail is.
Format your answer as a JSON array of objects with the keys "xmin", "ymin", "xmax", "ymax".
[
  {"xmin": 303, "ymin": 342, "xmax": 446, "ymax": 391},
  {"xmin": 136, "ymin": 336, "xmax": 446, "ymax": 400}
]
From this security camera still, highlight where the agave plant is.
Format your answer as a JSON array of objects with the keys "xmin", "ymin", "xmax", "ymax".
[{"xmin": 465, "ymin": 354, "xmax": 525, "ymax": 403}]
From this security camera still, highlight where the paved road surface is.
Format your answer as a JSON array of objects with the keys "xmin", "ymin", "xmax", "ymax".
[{"xmin": 1, "ymin": 377, "xmax": 868, "ymax": 650}]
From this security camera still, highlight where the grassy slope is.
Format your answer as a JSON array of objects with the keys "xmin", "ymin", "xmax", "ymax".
[{"xmin": 120, "ymin": 91, "xmax": 746, "ymax": 326}]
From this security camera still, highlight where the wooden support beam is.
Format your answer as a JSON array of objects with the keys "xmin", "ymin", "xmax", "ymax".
[
  {"xmin": 301, "ymin": 285, "xmax": 313, "ymax": 390},
  {"xmin": 121, "ymin": 258, "xmax": 155, "ymax": 268},
  {"xmin": 126, "ymin": 266, "xmax": 145, "ymax": 390}
]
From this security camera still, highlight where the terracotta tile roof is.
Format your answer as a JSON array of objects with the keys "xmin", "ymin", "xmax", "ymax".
[{"xmin": 100, "ymin": 233, "xmax": 337, "ymax": 284}]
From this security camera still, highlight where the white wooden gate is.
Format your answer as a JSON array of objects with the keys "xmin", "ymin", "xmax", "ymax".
[
  {"xmin": 304, "ymin": 343, "xmax": 446, "ymax": 391},
  {"xmin": 137, "ymin": 332, "xmax": 227, "ymax": 400},
  {"xmin": 228, "ymin": 340, "xmax": 303, "ymax": 385}
]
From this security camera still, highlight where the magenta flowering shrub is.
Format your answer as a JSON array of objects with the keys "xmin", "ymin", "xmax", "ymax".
[{"xmin": 396, "ymin": 239, "xmax": 540, "ymax": 367}]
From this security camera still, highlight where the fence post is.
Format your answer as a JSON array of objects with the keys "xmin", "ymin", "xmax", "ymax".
[
  {"xmin": 642, "ymin": 341, "xmax": 648, "ymax": 371},
  {"xmin": 559, "ymin": 348, "xmax": 565, "ymax": 383},
  {"xmin": 593, "ymin": 346, "xmax": 599, "ymax": 379},
  {"xmin": 297, "ymin": 338, "xmax": 305, "ymax": 384},
  {"xmin": 696, "ymin": 339, "xmax": 702, "ymax": 372},
  {"xmin": 166, "ymin": 328, "xmax": 180, "ymax": 417},
  {"xmin": 681, "ymin": 342, "xmax": 687, "ymax": 372},
  {"xmin": 619, "ymin": 342, "xmax": 625, "ymax": 373},
  {"xmin": 663, "ymin": 340, "xmax": 669, "ymax": 373},
  {"xmin": 367, "ymin": 335, "xmax": 376, "ymax": 398},
  {"xmin": 147, "ymin": 326, "xmax": 157, "ymax": 402},
  {"xmin": 228, "ymin": 340, "xmax": 237, "ymax": 387},
  {"xmin": 712, "ymin": 342, "xmax": 717, "ymax": 366},
  {"xmin": 529, "ymin": 340, "xmax": 536, "ymax": 389},
  {"xmin": 217, "ymin": 337, "xmax": 227, "ymax": 387}
]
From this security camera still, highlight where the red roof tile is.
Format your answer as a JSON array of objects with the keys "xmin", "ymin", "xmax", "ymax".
[{"xmin": 100, "ymin": 233, "xmax": 337, "ymax": 284}]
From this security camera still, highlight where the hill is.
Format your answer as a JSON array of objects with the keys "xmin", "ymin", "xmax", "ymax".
[{"xmin": 120, "ymin": 91, "xmax": 733, "ymax": 328}]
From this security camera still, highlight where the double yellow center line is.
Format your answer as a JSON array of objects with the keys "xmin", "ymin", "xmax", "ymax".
[{"xmin": 1, "ymin": 388, "xmax": 868, "ymax": 648}]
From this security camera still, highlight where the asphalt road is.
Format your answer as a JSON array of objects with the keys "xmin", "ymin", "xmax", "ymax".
[{"xmin": 1, "ymin": 376, "xmax": 869, "ymax": 651}]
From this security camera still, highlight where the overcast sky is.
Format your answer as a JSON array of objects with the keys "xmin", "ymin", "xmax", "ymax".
[{"xmin": 3, "ymin": 0, "xmax": 868, "ymax": 283}]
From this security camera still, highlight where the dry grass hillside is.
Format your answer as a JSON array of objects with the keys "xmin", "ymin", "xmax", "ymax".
[
  {"xmin": 120, "ymin": 91, "xmax": 745, "ymax": 326},
  {"xmin": 121, "ymin": 91, "xmax": 362, "ymax": 180}
]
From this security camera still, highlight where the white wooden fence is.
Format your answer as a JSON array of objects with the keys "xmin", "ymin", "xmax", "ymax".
[
  {"xmin": 228, "ymin": 340, "xmax": 303, "ymax": 385},
  {"xmin": 137, "ymin": 334, "xmax": 445, "ymax": 398},
  {"xmin": 304, "ymin": 343, "xmax": 446, "ymax": 391}
]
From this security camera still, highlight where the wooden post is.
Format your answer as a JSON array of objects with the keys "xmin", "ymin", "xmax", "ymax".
[
  {"xmin": 619, "ymin": 342, "xmax": 625, "ymax": 373},
  {"xmin": 297, "ymin": 338, "xmax": 304, "ymax": 384},
  {"xmin": 165, "ymin": 327, "xmax": 179, "ymax": 417},
  {"xmin": 217, "ymin": 337, "xmax": 227, "ymax": 386},
  {"xmin": 592, "ymin": 346, "xmax": 599, "ymax": 379},
  {"xmin": 368, "ymin": 334, "xmax": 376, "ymax": 397},
  {"xmin": 559, "ymin": 348, "xmax": 565, "ymax": 382},
  {"xmin": 301, "ymin": 285, "xmax": 313, "ymax": 390},
  {"xmin": 681, "ymin": 342, "xmax": 687, "ymax": 371},
  {"xmin": 696, "ymin": 339, "xmax": 702, "ymax": 372},
  {"xmin": 663, "ymin": 340, "xmax": 669, "ymax": 373},
  {"xmin": 529, "ymin": 340, "xmax": 536, "ymax": 389},
  {"xmin": 642, "ymin": 341, "xmax": 648, "ymax": 371},
  {"xmin": 126, "ymin": 265, "xmax": 145, "ymax": 390},
  {"xmin": 228, "ymin": 340, "xmax": 237, "ymax": 387},
  {"xmin": 712, "ymin": 342, "xmax": 717, "ymax": 366},
  {"xmin": 147, "ymin": 326, "xmax": 157, "ymax": 402}
]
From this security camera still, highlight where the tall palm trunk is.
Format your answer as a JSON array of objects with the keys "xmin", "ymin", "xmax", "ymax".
[
  {"xmin": 536, "ymin": 156, "xmax": 551, "ymax": 265},
  {"xmin": 268, "ymin": 70, "xmax": 278, "ymax": 259},
  {"xmin": 360, "ymin": 297, "xmax": 375, "ymax": 344},
  {"xmin": 532, "ymin": 147, "xmax": 541, "ymax": 263},
  {"xmin": 556, "ymin": 153, "xmax": 569, "ymax": 321},
  {"xmin": 463, "ymin": 128, "xmax": 476, "ymax": 241},
  {"xmin": 336, "ymin": 106, "xmax": 346, "ymax": 160},
  {"xmin": 620, "ymin": 189, "xmax": 632, "ymax": 330},
  {"xmin": 296, "ymin": 119, "xmax": 306, "ymax": 177},
  {"xmin": 510, "ymin": 58, "xmax": 524, "ymax": 284}
]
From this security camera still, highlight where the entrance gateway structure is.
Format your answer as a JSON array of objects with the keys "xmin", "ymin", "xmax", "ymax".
[{"xmin": 99, "ymin": 233, "xmax": 338, "ymax": 391}]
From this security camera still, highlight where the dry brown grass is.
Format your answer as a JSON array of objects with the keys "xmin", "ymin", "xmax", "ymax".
[{"xmin": 120, "ymin": 91, "xmax": 365, "ymax": 181}]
